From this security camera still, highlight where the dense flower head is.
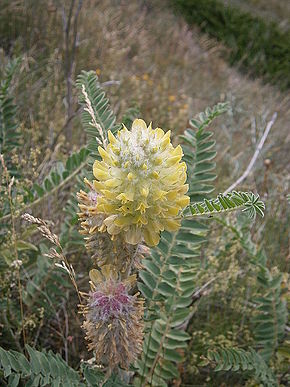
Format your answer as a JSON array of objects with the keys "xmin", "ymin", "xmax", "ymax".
[
  {"xmin": 93, "ymin": 119, "xmax": 190, "ymax": 246},
  {"xmin": 81, "ymin": 265, "xmax": 144, "ymax": 371}
]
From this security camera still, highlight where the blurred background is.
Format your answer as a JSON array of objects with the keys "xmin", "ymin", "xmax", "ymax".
[{"xmin": 0, "ymin": 0, "xmax": 289, "ymax": 385}]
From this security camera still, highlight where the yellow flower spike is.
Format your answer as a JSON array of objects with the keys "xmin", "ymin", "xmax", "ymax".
[{"xmin": 91, "ymin": 119, "xmax": 189, "ymax": 246}]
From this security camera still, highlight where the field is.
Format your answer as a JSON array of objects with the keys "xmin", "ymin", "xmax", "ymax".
[{"xmin": 0, "ymin": 1, "xmax": 289, "ymax": 386}]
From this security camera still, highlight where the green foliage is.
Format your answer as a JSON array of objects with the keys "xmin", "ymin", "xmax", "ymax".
[
  {"xmin": 188, "ymin": 191, "xmax": 265, "ymax": 219},
  {"xmin": 0, "ymin": 345, "xmax": 129, "ymax": 386},
  {"xmin": 0, "ymin": 344, "xmax": 81, "ymax": 386},
  {"xmin": 181, "ymin": 102, "xmax": 228, "ymax": 202},
  {"xmin": 22, "ymin": 245, "xmax": 71, "ymax": 318},
  {"xmin": 172, "ymin": 0, "xmax": 290, "ymax": 89},
  {"xmin": 76, "ymin": 70, "xmax": 119, "ymax": 163},
  {"xmin": 0, "ymin": 147, "xmax": 89, "ymax": 221},
  {"xmin": 137, "ymin": 102, "xmax": 269, "ymax": 386},
  {"xmin": 0, "ymin": 58, "xmax": 21, "ymax": 174},
  {"xmin": 137, "ymin": 103, "xmax": 232, "ymax": 385},
  {"xmin": 206, "ymin": 215, "xmax": 288, "ymax": 384},
  {"xmin": 253, "ymin": 253, "xmax": 287, "ymax": 362},
  {"xmin": 24, "ymin": 148, "xmax": 89, "ymax": 205},
  {"xmin": 204, "ymin": 347, "xmax": 277, "ymax": 386}
]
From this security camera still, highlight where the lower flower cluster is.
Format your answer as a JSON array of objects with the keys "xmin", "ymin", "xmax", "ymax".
[{"xmin": 80, "ymin": 265, "xmax": 144, "ymax": 372}]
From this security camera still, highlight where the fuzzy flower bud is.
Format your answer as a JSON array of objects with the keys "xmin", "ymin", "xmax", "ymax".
[
  {"xmin": 93, "ymin": 119, "xmax": 190, "ymax": 246},
  {"xmin": 81, "ymin": 265, "xmax": 144, "ymax": 372}
]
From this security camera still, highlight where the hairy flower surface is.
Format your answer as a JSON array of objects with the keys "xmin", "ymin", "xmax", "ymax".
[
  {"xmin": 81, "ymin": 265, "xmax": 144, "ymax": 371},
  {"xmin": 93, "ymin": 119, "xmax": 190, "ymax": 246},
  {"xmin": 77, "ymin": 179, "xmax": 148, "ymax": 271}
]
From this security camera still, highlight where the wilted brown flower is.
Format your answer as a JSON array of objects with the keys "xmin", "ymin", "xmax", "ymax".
[{"xmin": 80, "ymin": 265, "xmax": 144, "ymax": 373}]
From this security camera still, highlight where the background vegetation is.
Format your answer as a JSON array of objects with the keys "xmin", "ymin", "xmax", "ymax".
[{"xmin": 0, "ymin": 0, "xmax": 289, "ymax": 385}]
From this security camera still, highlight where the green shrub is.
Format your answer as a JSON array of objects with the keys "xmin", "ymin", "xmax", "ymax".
[{"xmin": 172, "ymin": 0, "xmax": 290, "ymax": 89}]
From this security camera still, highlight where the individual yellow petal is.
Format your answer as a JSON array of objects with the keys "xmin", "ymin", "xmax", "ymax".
[
  {"xmin": 108, "ymin": 130, "xmax": 117, "ymax": 145},
  {"xmin": 111, "ymin": 145, "xmax": 120, "ymax": 155},
  {"xmin": 93, "ymin": 160, "xmax": 107, "ymax": 171},
  {"xmin": 89, "ymin": 269, "xmax": 103, "ymax": 285},
  {"xmin": 165, "ymin": 206, "xmax": 180, "ymax": 216},
  {"xmin": 172, "ymin": 144, "xmax": 183, "ymax": 157},
  {"xmin": 166, "ymin": 190, "xmax": 178, "ymax": 200},
  {"xmin": 160, "ymin": 130, "xmax": 171, "ymax": 150},
  {"xmin": 104, "ymin": 178, "xmax": 120, "ymax": 188},
  {"xmin": 125, "ymin": 226, "xmax": 142, "ymax": 245},
  {"xmin": 93, "ymin": 168, "xmax": 109, "ymax": 180},
  {"xmin": 98, "ymin": 146, "xmax": 112, "ymax": 164},
  {"xmin": 132, "ymin": 118, "xmax": 147, "ymax": 132},
  {"xmin": 162, "ymin": 218, "xmax": 180, "ymax": 231},
  {"xmin": 178, "ymin": 184, "xmax": 189, "ymax": 194},
  {"xmin": 144, "ymin": 228, "xmax": 160, "ymax": 246},
  {"xmin": 106, "ymin": 221, "xmax": 121, "ymax": 235},
  {"xmin": 101, "ymin": 190, "xmax": 117, "ymax": 200},
  {"xmin": 93, "ymin": 180, "xmax": 103, "ymax": 192},
  {"xmin": 103, "ymin": 203, "xmax": 118, "ymax": 213},
  {"xmin": 166, "ymin": 155, "xmax": 182, "ymax": 166},
  {"xmin": 155, "ymin": 128, "xmax": 165, "ymax": 139},
  {"xmin": 114, "ymin": 216, "xmax": 134, "ymax": 227},
  {"xmin": 176, "ymin": 196, "xmax": 190, "ymax": 208}
]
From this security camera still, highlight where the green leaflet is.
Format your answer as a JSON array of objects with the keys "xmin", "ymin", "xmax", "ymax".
[
  {"xmin": 253, "ymin": 258, "xmax": 287, "ymax": 362},
  {"xmin": 0, "ymin": 345, "xmax": 81, "ymax": 386},
  {"xmin": 188, "ymin": 191, "xmax": 265, "ymax": 219},
  {"xmin": 0, "ymin": 345, "xmax": 130, "ymax": 386},
  {"xmin": 180, "ymin": 102, "xmax": 228, "ymax": 202},
  {"xmin": 76, "ymin": 70, "xmax": 119, "ymax": 163},
  {"xmin": 205, "ymin": 347, "xmax": 277, "ymax": 386},
  {"xmin": 0, "ymin": 58, "xmax": 21, "ymax": 174}
]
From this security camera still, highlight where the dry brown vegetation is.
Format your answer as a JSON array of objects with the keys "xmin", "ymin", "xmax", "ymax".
[{"xmin": 0, "ymin": 0, "xmax": 289, "ymax": 385}]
